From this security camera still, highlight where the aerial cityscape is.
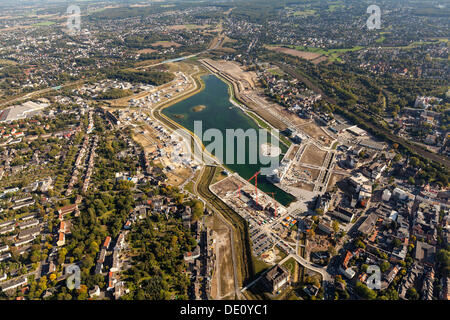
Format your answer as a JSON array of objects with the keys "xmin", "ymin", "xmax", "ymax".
[{"xmin": 0, "ymin": 0, "xmax": 448, "ymax": 305}]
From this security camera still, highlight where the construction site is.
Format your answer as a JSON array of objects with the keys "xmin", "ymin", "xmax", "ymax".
[{"xmin": 209, "ymin": 172, "xmax": 295, "ymax": 259}]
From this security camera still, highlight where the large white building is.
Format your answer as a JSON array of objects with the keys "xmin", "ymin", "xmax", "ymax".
[
  {"xmin": 0, "ymin": 101, "xmax": 48, "ymax": 123},
  {"xmin": 382, "ymin": 189, "xmax": 392, "ymax": 202},
  {"xmin": 393, "ymin": 188, "xmax": 408, "ymax": 201}
]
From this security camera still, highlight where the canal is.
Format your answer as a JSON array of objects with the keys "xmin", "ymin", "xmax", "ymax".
[{"xmin": 162, "ymin": 74, "xmax": 295, "ymax": 206}]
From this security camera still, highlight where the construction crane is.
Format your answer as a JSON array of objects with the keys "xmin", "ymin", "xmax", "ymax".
[
  {"xmin": 247, "ymin": 171, "xmax": 261, "ymax": 206},
  {"xmin": 237, "ymin": 171, "xmax": 261, "ymax": 206}
]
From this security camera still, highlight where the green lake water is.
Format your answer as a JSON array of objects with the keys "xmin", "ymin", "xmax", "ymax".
[{"xmin": 162, "ymin": 74, "xmax": 295, "ymax": 206}]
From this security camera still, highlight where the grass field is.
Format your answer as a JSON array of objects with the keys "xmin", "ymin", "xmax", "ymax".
[
  {"xmin": 184, "ymin": 181, "xmax": 195, "ymax": 194},
  {"xmin": 282, "ymin": 257, "xmax": 297, "ymax": 274},
  {"xmin": 327, "ymin": 3, "xmax": 345, "ymax": 12},
  {"xmin": 0, "ymin": 59, "xmax": 17, "ymax": 66},
  {"xmin": 33, "ymin": 21, "xmax": 56, "ymax": 26},
  {"xmin": 267, "ymin": 44, "xmax": 364, "ymax": 62},
  {"xmin": 253, "ymin": 257, "xmax": 271, "ymax": 276},
  {"xmin": 293, "ymin": 10, "xmax": 316, "ymax": 17}
]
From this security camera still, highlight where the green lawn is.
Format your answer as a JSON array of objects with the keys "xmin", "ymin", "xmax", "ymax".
[
  {"xmin": 376, "ymin": 36, "xmax": 386, "ymax": 43},
  {"xmin": 279, "ymin": 45, "xmax": 365, "ymax": 62},
  {"xmin": 282, "ymin": 257, "xmax": 297, "ymax": 274},
  {"xmin": 33, "ymin": 21, "xmax": 56, "ymax": 27},
  {"xmin": 267, "ymin": 68, "xmax": 285, "ymax": 77},
  {"xmin": 293, "ymin": 10, "xmax": 316, "ymax": 17},
  {"xmin": 276, "ymin": 245, "xmax": 288, "ymax": 262},
  {"xmin": 328, "ymin": 4, "xmax": 345, "ymax": 12},
  {"xmin": 253, "ymin": 256, "xmax": 271, "ymax": 275},
  {"xmin": 184, "ymin": 181, "xmax": 195, "ymax": 194}
]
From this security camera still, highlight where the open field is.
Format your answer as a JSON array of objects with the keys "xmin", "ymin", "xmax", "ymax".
[
  {"xmin": 260, "ymin": 99, "xmax": 310, "ymax": 126},
  {"xmin": 245, "ymin": 103, "xmax": 289, "ymax": 131},
  {"xmin": 268, "ymin": 44, "xmax": 364, "ymax": 63},
  {"xmin": 151, "ymin": 41, "xmax": 181, "ymax": 48},
  {"xmin": 167, "ymin": 24, "xmax": 211, "ymax": 30},
  {"xmin": 265, "ymin": 46, "xmax": 323, "ymax": 61},
  {"xmin": 294, "ymin": 165, "xmax": 321, "ymax": 182},
  {"xmin": 291, "ymin": 181, "xmax": 315, "ymax": 192},
  {"xmin": 33, "ymin": 21, "xmax": 56, "ymax": 26},
  {"xmin": 284, "ymin": 145, "xmax": 300, "ymax": 161},
  {"xmin": 0, "ymin": 59, "xmax": 17, "ymax": 66},
  {"xmin": 300, "ymin": 144, "xmax": 328, "ymax": 166},
  {"xmin": 165, "ymin": 167, "xmax": 192, "ymax": 187},
  {"xmin": 201, "ymin": 59, "xmax": 257, "ymax": 90},
  {"xmin": 293, "ymin": 9, "xmax": 317, "ymax": 17},
  {"xmin": 297, "ymin": 122, "xmax": 334, "ymax": 147},
  {"xmin": 282, "ymin": 257, "xmax": 298, "ymax": 278},
  {"xmin": 132, "ymin": 131, "xmax": 157, "ymax": 153},
  {"xmin": 212, "ymin": 168, "xmax": 229, "ymax": 185},
  {"xmin": 137, "ymin": 48, "xmax": 157, "ymax": 54},
  {"xmin": 205, "ymin": 212, "xmax": 235, "ymax": 299}
]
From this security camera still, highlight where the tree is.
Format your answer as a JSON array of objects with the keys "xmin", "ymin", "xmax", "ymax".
[
  {"xmin": 380, "ymin": 260, "xmax": 391, "ymax": 273},
  {"xmin": 191, "ymin": 201, "xmax": 204, "ymax": 221},
  {"xmin": 38, "ymin": 276, "xmax": 48, "ymax": 292},
  {"xmin": 328, "ymin": 246, "xmax": 336, "ymax": 256},
  {"xmin": 409, "ymin": 157, "xmax": 420, "ymax": 167},
  {"xmin": 58, "ymin": 248, "xmax": 68, "ymax": 265},
  {"xmin": 393, "ymin": 238, "xmax": 402, "ymax": 248},
  {"xmin": 436, "ymin": 249, "xmax": 450, "ymax": 277},
  {"xmin": 355, "ymin": 281, "xmax": 377, "ymax": 300},
  {"xmin": 332, "ymin": 220, "xmax": 340, "ymax": 233},
  {"xmin": 355, "ymin": 239, "xmax": 366, "ymax": 249},
  {"xmin": 49, "ymin": 273, "xmax": 57, "ymax": 282},
  {"xmin": 406, "ymin": 287, "xmax": 419, "ymax": 300}
]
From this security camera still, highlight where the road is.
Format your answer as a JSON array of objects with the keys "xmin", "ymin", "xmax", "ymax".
[
  {"xmin": 241, "ymin": 252, "xmax": 332, "ymax": 294},
  {"xmin": 279, "ymin": 253, "xmax": 332, "ymax": 282}
]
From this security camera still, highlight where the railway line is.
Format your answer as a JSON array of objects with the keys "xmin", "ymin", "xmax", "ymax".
[{"xmin": 275, "ymin": 62, "xmax": 450, "ymax": 168}]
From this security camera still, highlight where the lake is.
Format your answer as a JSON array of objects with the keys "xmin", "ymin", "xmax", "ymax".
[{"xmin": 162, "ymin": 74, "xmax": 295, "ymax": 206}]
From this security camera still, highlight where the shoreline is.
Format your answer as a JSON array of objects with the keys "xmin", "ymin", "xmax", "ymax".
[{"xmin": 159, "ymin": 68, "xmax": 296, "ymax": 206}]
